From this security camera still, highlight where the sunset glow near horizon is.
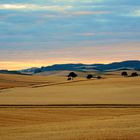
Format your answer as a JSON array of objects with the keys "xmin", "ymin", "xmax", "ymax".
[{"xmin": 0, "ymin": 0, "xmax": 140, "ymax": 70}]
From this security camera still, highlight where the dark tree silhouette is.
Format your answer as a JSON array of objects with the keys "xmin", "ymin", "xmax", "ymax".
[
  {"xmin": 87, "ymin": 74, "xmax": 93, "ymax": 79},
  {"xmin": 121, "ymin": 71, "xmax": 128, "ymax": 77},
  {"xmin": 97, "ymin": 76, "xmax": 102, "ymax": 79},
  {"xmin": 131, "ymin": 72, "xmax": 138, "ymax": 77},
  {"xmin": 68, "ymin": 72, "xmax": 77, "ymax": 80},
  {"xmin": 67, "ymin": 77, "xmax": 72, "ymax": 81}
]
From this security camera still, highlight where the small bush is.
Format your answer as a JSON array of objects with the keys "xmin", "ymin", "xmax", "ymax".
[
  {"xmin": 97, "ymin": 76, "xmax": 102, "ymax": 79},
  {"xmin": 131, "ymin": 72, "xmax": 138, "ymax": 77},
  {"xmin": 121, "ymin": 71, "xmax": 128, "ymax": 77},
  {"xmin": 87, "ymin": 74, "xmax": 93, "ymax": 79},
  {"xmin": 67, "ymin": 77, "xmax": 72, "ymax": 81}
]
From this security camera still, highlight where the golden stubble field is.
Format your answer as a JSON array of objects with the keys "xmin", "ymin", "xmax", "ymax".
[
  {"xmin": 0, "ymin": 108, "xmax": 140, "ymax": 140},
  {"xmin": 0, "ymin": 71, "xmax": 140, "ymax": 140},
  {"xmin": 0, "ymin": 72, "xmax": 140, "ymax": 104}
]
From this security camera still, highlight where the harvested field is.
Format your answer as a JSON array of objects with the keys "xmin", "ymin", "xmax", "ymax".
[{"xmin": 0, "ymin": 108, "xmax": 140, "ymax": 140}]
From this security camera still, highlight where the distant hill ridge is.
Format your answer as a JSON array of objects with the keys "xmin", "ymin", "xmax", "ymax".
[
  {"xmin": 20, "ymin": 60, "xmax": 140, "ymax": 74},
  {"xmin": 0, "ymin": 70, "xmax": 31, "ymax": 75}
]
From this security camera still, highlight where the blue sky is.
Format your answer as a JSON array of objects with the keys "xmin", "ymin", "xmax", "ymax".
[{"xmin": 0, "ymin": 0, "xmax": 140, "ymax": 70}]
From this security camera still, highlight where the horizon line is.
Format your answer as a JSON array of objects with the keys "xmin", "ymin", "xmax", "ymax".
[{"xmin": 0, "ymin": 59, "xmax": 139, "ymax": 71}]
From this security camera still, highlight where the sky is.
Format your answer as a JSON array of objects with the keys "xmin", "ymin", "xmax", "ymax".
[{"xmin": 0, "ymin": 0, "xmax": 140, "ymax": 70}]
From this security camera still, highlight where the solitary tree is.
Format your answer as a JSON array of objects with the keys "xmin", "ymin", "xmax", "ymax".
[
  {"xmin": 68, "ymin": 72, "xmax": 77, "ymax": 80},
  {"xmin": 131, "ymin": 72, "xmax": 138, "ymax": 77},
  {"xmin": 121, "ymin": 71, "xmax": 128, "ymax": 77},
  {"xmin": 87, "ymin": 74, "xmax": 93, "ymax": 79}
]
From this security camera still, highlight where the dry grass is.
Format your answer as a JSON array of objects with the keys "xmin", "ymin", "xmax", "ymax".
[
  {"xmin": 0, "ymin": 108, "xmax": 140, "ymax": 140},
  {"xmin": 0, "ymin": 73, "xmax": 66, "ymax": 90},
  {"xmin": 0, "ymin": 70, "xmax": 139, "ymax": 89},
  {"xmin": 0, "ymin": 72, "xmax": 140, "ymax": 139},
  {"xmin": 0, "ymin": 76, "xmax": 139, "ymax": 104}
]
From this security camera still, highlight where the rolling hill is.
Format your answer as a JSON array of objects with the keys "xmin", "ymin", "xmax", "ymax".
[{"xmin": 21, "ymin": 60, "xmax": 140, "ymax": 74}]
